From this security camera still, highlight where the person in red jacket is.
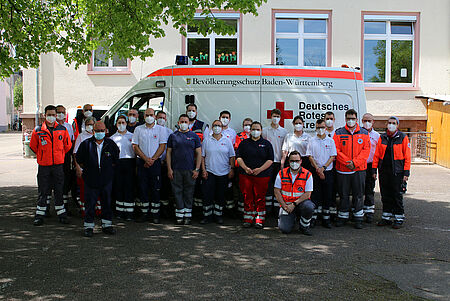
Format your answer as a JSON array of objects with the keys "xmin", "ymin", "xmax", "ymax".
[
  {"xmin": 372, "ymin": 116, "xmax": 411, "ymax": 229},
  {"xmin": 30, "ymin": 105, "xmax": 72, "ymax": 226},
  {"xmin": 333, "ymin": 109, "xmax": 370, "ymax": 229}
]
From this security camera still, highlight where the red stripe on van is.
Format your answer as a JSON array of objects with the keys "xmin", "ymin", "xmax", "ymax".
[
  {"xmin": 147, "ymin": 69, "xmax": 173, "ymax": 77},
  {"xmin": 147, "ymin": 67, "xmax": 363, "ymax": 80}
]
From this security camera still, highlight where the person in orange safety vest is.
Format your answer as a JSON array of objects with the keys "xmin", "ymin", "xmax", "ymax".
[{"xmin": 274, "ymin": 151, "xmax": 315, "ymax": 236}]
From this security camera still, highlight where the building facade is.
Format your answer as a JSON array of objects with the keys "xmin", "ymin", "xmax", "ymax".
[{"xmin": 22, "ymin": 0, "xmax": 450, "ymax": 132}]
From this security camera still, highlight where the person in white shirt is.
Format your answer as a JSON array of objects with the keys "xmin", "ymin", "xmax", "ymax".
[
  {"xmin": 203, "ymin": 110, "xmax": 237, "ymax": 213},
  {"xmin": 361, "ymin": 113, "xmax": 380, "ymax": 223},
  {"xmin": 324, "ymin": 111, "xmax": 336, "ymax": 138},
  {"xmin": 324, "ymin": 111, "xmax": 338, "ymax": 218},
  {"xmin": 132, "ymin": 108, "xmax": 168, "ymax": 224},
  {"xmin": 111, "ymin": 115, "xmax": 136, "ymax": 221},
  {"xmin": 307, "ymin": 119, "xmax": 337, "ymax": 228},
  {"xmin": 73, "ymin": 116, "xmax": 95, "ymax": 214},
  {"xmin": 156, "ymin": 110, "xmax": 174, "ymax": 217},
  {"xmin": 56, "ymin": 105, "xmax": 75, "ymax": 215},
  {"xmin": 281, "ymin": 115, "xmax": 312, "ymax": 172},
  {"xmin": 201, "ymin": 119, "xmax": 235, "ymax": 224},
  {"xmin": 262, "ymin": 109, "xmax": 288, "ymax": 215}
]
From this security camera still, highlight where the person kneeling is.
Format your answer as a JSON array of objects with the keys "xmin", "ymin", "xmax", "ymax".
[{"xmin": 274, "ymin": 151, "xmax": 315, "ymax": 236}]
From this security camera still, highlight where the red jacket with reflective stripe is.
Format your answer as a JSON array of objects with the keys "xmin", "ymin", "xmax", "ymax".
[
  {"xmin": 372, "ymin": 131, "xmax": 411, "ymax": 177},
  {"xmin": 234, "ymin": 131, "xmax": 249, "ymax": 149},
  {"xmin": 30, "ymin": 122, "xmax": 72, "ymax": 166},
  {"xmin": 333, "ymin": 124, "xmax": 370, "ymax": 172},
  {"xmin": 278, "ymin": 167, "xmax": 311, "ymax": 205}
]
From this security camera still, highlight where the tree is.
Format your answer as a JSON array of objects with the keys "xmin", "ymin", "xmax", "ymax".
[
  {"xmin": 13, "ymin": 79, "xmax": 23, "ymax": 109},
  {"xmin": 0, "ymin": 0, "xmax": 266, "ymax": 78}
]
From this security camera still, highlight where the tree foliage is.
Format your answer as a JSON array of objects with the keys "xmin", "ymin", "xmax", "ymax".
[
  {"xmin": 0, "ymin": 0, "xmax": 266, "ymax": 78},
  {"xmin": 13, "ymin": 79, "xmax": 23, "ymax": 109}
]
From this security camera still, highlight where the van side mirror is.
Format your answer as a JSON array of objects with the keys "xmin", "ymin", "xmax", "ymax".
[{"xmin": 185, "ymin": 95, "xmax": 195, "ymax": 104}]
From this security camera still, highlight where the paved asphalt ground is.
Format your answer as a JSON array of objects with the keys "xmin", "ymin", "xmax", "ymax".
[{"xmin": 0, "ymin": 133, "xmax": 448, "ymax": 300}]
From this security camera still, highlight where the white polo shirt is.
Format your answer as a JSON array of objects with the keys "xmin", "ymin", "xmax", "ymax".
[
  {"xmin": 201, "ymin": 135, "xmax": 235, "ymax": 176},
  {"xmin": 132, "ymin": 123, "xmax": 168, "ymax": 159},
  {"xmin": 282, "ymin": 132, "xmax": 311, "ymax": 157},
  {"xmin": 262, "ymin": 126, "xmax": 288, "ymax": 162},
  {"xmin": 74, "ymin": 131, "xmax": 92, "ymax": 153},
  {"xmin": 274, "ymin": 171, "xmax": 313, "ymax": 191},
  {"xmin": 111, "ymin": 131, "xmax": 135, "ymax": 159},
  {"xmin": 306, "ymin": 135, "xmax": 337, "ymax": 171},
  {"xmin": 204, "ymin": 126, "xmax": 237, "ymax": 145},
  {"xmin": 61, "ymin": 122, "xmax": 74, "ymax": 141},
  {"xmin": 160, "ymin": 126, "xmax": 174, "ymax": 160},
  {"xmin": 367, "ymin": 129, "xmax": 380, "ymax": 163}
]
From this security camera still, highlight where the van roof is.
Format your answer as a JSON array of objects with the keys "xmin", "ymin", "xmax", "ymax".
[{"xmin": 147, "ymin": 65, "xmax": 362, "ymax": 81}]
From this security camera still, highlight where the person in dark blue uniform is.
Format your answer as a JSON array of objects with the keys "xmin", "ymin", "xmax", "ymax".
[{"xmin": 76, "ymin": 121, "xmax": 119, "ymax": 237}]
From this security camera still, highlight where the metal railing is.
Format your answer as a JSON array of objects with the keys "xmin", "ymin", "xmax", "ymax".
[{"xmin": 404, "ymin": 132, "xmax": 434, "ymax": 162}]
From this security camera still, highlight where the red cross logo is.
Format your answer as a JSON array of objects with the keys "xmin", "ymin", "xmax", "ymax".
[{"xmin": 266, "ymin": 101, "xmax": 294, "ymax": 127}]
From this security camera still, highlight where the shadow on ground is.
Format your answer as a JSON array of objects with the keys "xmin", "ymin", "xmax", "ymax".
[{"xmin": 0, "ymin": 186, "xmax": 448, "ymax": 300}]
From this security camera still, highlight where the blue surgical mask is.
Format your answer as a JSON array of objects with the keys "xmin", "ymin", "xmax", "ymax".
[{"xmin": 94, "ymin": 132, "xmax": 105, "ymax": 140}]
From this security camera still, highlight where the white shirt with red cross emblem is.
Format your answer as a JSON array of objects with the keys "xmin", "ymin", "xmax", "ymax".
[{"xmin": 262, "ymin": 126, "xmax": 288, "ymax": 163}]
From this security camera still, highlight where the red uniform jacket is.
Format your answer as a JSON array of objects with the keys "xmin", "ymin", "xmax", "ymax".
[
  {"xmin": 234, "ymin": 131, "xmax": 249, "ymax": 149},
  {"xmin": 30, "ymin": 122, "xmax": 72, "ymax": 166},
  {"xmin": 333, "ymin": 124, "xmax": 370, "ymax": 172},
  {"xmin": 372, "ymin": 131, "xmax": 411, "ymax": 177}
]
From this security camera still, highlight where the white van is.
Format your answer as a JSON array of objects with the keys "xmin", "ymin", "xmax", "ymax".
[{"xmin": 102, "ymin": 65, "xmax": 366, "ymax": 132}]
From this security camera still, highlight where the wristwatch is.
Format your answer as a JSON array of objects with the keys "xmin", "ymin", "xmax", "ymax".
[{"xmin": 195, "ymin": 168, "xmax": 200, "ymax": 172}]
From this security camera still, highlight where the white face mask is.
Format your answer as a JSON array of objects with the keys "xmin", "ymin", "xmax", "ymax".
[
  {"xmin": 317, "ymin": 128, "xmax": 326, "ymax": 136},
  {"xmin": 46, "ymin": 116, "xmax": 56, "ymax": 124},
  {"xmin": 157, "ymin": 118, "xmax": 166, "ymax": 126},
  {"xmin": 145, "ymin": 116, "xmax": 155, "ymax": 124},
  {"xmin": 85, "ymin": 125, "xmax": 94, "ymax": 133},
  {"xmin": 294, "ymin": 124, "xmax": 303, "ymax": 131},
  {"xmin": 179, "ymin": 122, "xmax": 189, "ymax": 131},
  {"xmin": 212, "ymin": 126, "xmax": 222, "ymax": 135},
  {"xmin": 220, "ymin": 117, "xmax": 230, "ymax": 126},
  {"xmin": 187, "ymin": 111, "xmax": 196, "ymax": 119},
  {"xmin": 117, "ymin": 124, "xmax": 127, "ymax": 132},
  {"xmin": 128, "ymin": 116, "xmax": 137, "ymax": 124},
  {"xmin": 387, "ymin": 124, "xmax": 397, "ymax": 132},
  {"xmin": 56, "ymin": 113, "xmax": 65, "ymax": 121},
  {"xmin": 84, "ymin": 111, "xmax": 93, "ymax": 118},
  {"xmin": 347, "ymin": 119, "xmax": 356, "ymax": 127},
  {"xmin": 325, "ymin": 119, "xmax": 334, "ymax": 127},
  {"xmin": 251, "ymin": 130, "xmax": 261, "ymax": 138},
  {"xmin": 272, "ymin": 117, "xmax": 280, "ymax": 125},
  {"xmin": 243, "ymin": 125, "xmax": 251, "ymax": 133},
  {"xmin": 290, "ymin": 162, "xmax": 300, "ymax": 170},
  {"xmin": 363, "ymin": 121, "xmax": 373, "ymax": 130}
]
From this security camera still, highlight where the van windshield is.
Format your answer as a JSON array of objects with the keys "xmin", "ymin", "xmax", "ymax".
[{"xmin": 106, "ymin": 92, "xmax": 165, "ymax": 133}]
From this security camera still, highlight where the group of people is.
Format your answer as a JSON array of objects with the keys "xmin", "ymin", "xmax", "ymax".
[{"xmin": 30, "ymin": 103, "xmax": 411, "ymax": 238}]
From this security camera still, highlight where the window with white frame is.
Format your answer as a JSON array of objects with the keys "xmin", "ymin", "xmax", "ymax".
[
  {"xmin": 363, "ymin": 15, "xmax": 416, "ymax": 86},
  {"xmin": 92, "ymin": 46, "xmax": 128, "ymax": 71},
  {"xmin": 275, "ymin": 13, "xmax": 328, "ymax": 67},
  {"xmin": 186, "ymin": 13, "xmax": 239, "ymax": 65}
]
